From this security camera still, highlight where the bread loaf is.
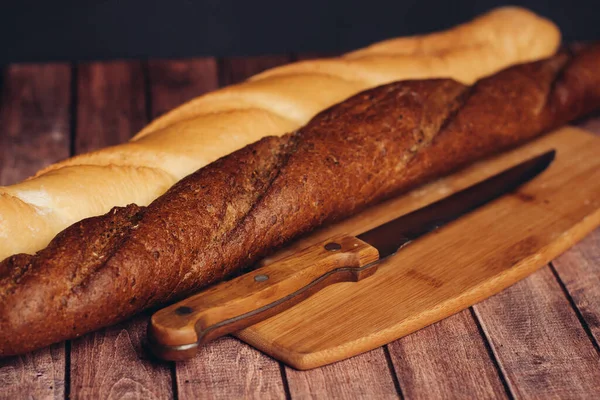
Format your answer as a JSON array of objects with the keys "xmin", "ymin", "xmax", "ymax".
[
  {"xmin": 0, "ymin": 7, "xmax": 561, "ymax": 261},
  {"xmin": 1, "ymin": 43, "xmax": 600, "ymax": 357}
]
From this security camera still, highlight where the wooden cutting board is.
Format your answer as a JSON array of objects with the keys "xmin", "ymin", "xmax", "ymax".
[{"xmin": 233, "ymin": 126, "xmax": 600, "ymax": 370}]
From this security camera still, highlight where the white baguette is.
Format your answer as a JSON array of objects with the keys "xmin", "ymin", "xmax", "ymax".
[{"xmin": 0, "ymin": 7, "xmax": 560, "ymax": 261}]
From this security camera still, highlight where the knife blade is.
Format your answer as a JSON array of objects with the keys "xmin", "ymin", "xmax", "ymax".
[{"xmin": 148, "ymin": 149, "xmax": 555, "ymax": 361}]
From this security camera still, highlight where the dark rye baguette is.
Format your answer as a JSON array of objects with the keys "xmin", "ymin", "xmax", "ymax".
[{"xmin": 1, "ymin": 44, "xmax": 600, "ymax": 356}]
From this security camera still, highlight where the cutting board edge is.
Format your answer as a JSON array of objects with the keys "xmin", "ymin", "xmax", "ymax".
[
  {"xmin": 234, "ymin": 126, "xmax": 600, "ymax": 370},
  {"xmin": 235, "ymin": 185, "xmax": 600, "ymax": 370}
]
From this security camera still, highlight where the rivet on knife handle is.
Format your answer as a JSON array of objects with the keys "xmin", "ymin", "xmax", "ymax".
[{"xmin": 148, "ymin": 235, "xmax": 380, "ymax": 361}]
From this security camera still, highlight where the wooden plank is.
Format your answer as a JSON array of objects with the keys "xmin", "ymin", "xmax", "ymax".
[
  {"xmin": 0, "ymin": 344, "xmax": 66, "ymax": 400},
  {"xmin": 549, "ymin": 116, "xmax": 600, "ymax": 351},
  {"xmin": 388, "ymin": 310, "xmax": 508, "ymax": 399},
  {"xmin": 172, "ymin": 55, "xmax": 288, "ymax": 400},
  {"xmin": 177, "ymin": 337, "xmax": 285, "ymax": 399},
  {"xmin": 474, "ymin": 267, "xmax": 600, "ymax": 398},
  {"xmin": 68, "ymin": 61, "xmax": 173, "ymax": 399},
  {"xmin": 218, "ymin": 55, "xmax": 291, "ymax": 85},
  {"xmin": 285, "ymin": 348, "xmax": 399, "ymax": 398},
  {"xmin": 70, "ymin": 314, "xmax": 173, "ymax": 399},
  {"xmin": 468, "ymin": 116, "xmax": 600, "ymax": 399},
  {"xmin": 553, "ymin": 228, "xmax": 600, "ymax": 347},
  {"xmin": 147, "ymin": 58, "xmax": 218, "ymax": 119},
  {"xmin": 75, "ymin": 61, "xmax": 147, "ymax": 151},
  {"xmin": 0, "ymin": 64, "xmax": 71, "ymax": 184},
  {"xmin": 0, "ymin": 63, "xmax": 71, "ymax": 399}
]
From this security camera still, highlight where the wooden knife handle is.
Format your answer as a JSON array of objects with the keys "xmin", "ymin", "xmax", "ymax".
[{"xmin": 148, "ymin": 234, "xmax": 380, "ymax": 361}]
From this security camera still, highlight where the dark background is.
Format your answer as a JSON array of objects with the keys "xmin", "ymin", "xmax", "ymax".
[{"xmin": 1, "ymin": 0, "xmax": 598, "ymax": 64}]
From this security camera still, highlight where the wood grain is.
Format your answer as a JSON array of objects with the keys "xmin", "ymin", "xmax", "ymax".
[
  {"xmin": 216, "ymin": 53, "xmax": 404, "ymax": 395},
  {"xmin": 467, "ymin": 119, "xmax": 600, "ymax": 399},
  {"xmin": 0, "ymin": 52, "xmax": 598, "ymax": 399},
  {"xmin": 550, "ymin": 115, "xmax": 600, "ymax": 348},
  {"xmin": 75, "ymin": 61, "xmax": 147, "ymax": 152},
  {"xmin": 70, "ymin": 314, "xmax": 173, "ymax": 400},
  {"xmin": 151, "ymin": 235, "xmax": 379, "ymax": 359},
  {"xmin": 147, "ymin": 58, "xmax": 218, "ymax": 119},
  {"xmin": 474, "ymin": 267, "xmax": 600, "ymax": 398},
  {"xmin": 170, "ymin": 55, "xmax": 291, "ymax": 399},
  {"xmin": 68, "ymin": 60, "xmax": 173, "ymax": 400},
  {"xmin": 218, "ymin": 55, "xmax": 291, "ymax": 85},
  {"xmin": 176, "ymin": 337, "xmax": 285, "ymax": 400},
  {"xmin": 0, "ymin": 64, "xmax": 71, "ymax": 185},
  {"xmin": 236, "ymin": 127, "xmax": 600, "ymax": 369},
  {"xmin": 0, "ymin": 63, "xmax": 71, "ymax": 399},
  {"xmin": 0, "ymin": 344, "xmax": 66, "ymax": 400},
  {"xmin": 552, "ymin": 229, "xmax": 600, "ymax": 347},
  {"xmin": 278, "ymin": 49, "xmax": 402, "ymax": 395},
  {"xmin": 388, "ymin": 311, "xmax": 508, "ymax": 399},
  {"xmin": 285, "ymin": 347, "xmax": 399, "ymax": 399}
]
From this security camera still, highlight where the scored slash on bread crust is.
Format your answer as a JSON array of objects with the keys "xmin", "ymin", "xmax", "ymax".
[
  {"xmin": 1, "ymin": 43, "xmax": 600, "ymax": 356},
  {"xmin": 0, "ymin": 7, "xmax": 561, "ymax": 261}
]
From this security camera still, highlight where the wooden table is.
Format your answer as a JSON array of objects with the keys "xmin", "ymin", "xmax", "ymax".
[{"xmin": 1, "ymin": 55, "xmax": 599, "ymax": 399}]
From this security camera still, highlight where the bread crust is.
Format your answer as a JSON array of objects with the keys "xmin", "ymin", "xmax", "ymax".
[
  {"xmin": 0, "ymin": 7, "xmax": 561, "ymax": 261},
  {"xmin": 1, "ymin": 43, "xmax": 600, "ymax": 356}
]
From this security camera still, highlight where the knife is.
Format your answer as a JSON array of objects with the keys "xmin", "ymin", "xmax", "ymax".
[{"xmin": 148, "ymin": 150, "xmax": 555, "ymax": 361}]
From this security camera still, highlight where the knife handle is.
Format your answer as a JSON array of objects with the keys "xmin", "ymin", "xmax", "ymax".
[{"xmin": 148, "ymin": 234, "xmax": 380, "ymax": 361}]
